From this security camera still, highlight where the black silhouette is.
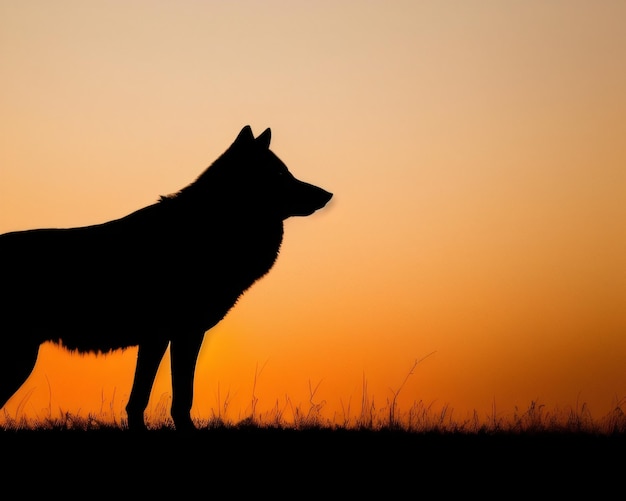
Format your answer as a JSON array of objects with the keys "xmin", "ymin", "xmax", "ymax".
[{"xmin": 0, "ymin": 125, "xmax": 333, "ymax": 430}]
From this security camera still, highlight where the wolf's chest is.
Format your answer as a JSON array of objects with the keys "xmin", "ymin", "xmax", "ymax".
[{"xmin": 164, "ymin": 221, "xmax": 283, "ymax": 287}]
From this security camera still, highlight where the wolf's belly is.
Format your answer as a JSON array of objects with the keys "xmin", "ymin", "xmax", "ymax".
[
  {"xmin": 6, "ymin": 278, "xmax": 240, "ymax": 353},
  {"xmin": 1, "ymin": 223, "xmax": 278, "ymax": 351}
]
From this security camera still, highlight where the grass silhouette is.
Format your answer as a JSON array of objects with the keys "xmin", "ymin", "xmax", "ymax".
[
  {"xmin": 2, "ymin": 357, "xmax": 625, "ymax": 493},
  {"xmin": 3, "ymin": 368, "xmax": 625, "ymax": 435},
  {"xmin": 3, "ymin": 397, "xmax": 626, "ymax": 435},
  {"xmin": 2, "ymin": 358, "xmax": 626, "ymax": 435},
  {"xmin": 2, "ymin": 371, "xmax": 624, "ymax": 494}
]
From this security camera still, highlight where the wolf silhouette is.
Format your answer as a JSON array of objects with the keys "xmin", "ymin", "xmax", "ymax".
[{"xmin": 0, "ymin": 125, "xmax": 332, "ymax": 430}]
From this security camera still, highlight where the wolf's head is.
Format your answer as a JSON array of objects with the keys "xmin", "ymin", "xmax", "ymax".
[{"xmin": 183, "ymin": 125, "xmax": 333, "ymax": 220}]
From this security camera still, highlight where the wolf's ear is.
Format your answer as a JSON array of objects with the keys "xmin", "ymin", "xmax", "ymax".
[
  {"xmin": 256, "ymin": 128, "xmax": 271, "ymax": 149},
  {"xmin": 235, "ymin": 125, "xmax": 255, "ymax": 145}
]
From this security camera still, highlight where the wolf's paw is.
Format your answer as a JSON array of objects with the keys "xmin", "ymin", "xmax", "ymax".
[
  {"xmin": 125, "ymin": 415, "xmax": 148, "ymax": 432},
  {"xmin": 173, "ymin": 416, "xmax": 197, "ymax": 432}
]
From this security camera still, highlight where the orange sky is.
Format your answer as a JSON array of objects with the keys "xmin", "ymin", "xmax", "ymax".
[{"xmin": 1, "ymin": 1, "xmax": 625, "ymax": 428}]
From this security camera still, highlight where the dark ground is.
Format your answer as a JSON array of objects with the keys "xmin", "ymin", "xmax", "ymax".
[{"xmin": 1, "ymin": 427, "xmax": 624, "ymax": 495}]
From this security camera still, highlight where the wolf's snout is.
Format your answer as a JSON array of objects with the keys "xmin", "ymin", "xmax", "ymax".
[
  {"xmin": 285, "ymin": 181, "xmax": 333, "ymax": 218},
  {"xmin": 317, "ymin": 188, "xmax": 333, "ymax": 209},
  {"xmin": 305, "ymin": 183, "xmax": 333, "ymax": 212}
]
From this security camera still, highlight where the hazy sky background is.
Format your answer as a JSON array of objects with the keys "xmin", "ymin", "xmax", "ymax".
[{"xmin": 1, "ymin": 0, "xmax": 625, "ymax": 427}]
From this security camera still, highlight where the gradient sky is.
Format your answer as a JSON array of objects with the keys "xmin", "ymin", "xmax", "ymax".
[{"xmin": 1, "ymin": 0, "xmax": 625, "ymax": 427}]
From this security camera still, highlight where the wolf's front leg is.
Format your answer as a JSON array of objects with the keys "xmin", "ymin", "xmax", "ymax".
[
  {"xmin": 126, "ymin": 338, "xmax": 170, "ymax": 431},
  {"xmin": 169, "ymin": 333, "xmax": 205, "ymax": 431}
]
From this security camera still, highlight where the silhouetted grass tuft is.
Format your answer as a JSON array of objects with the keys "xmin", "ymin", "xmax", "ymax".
[
  {"xmin": 3, "ymin": 396, "xmax": 626, "ymax": 435},
  {"xmin": 3, "ymin": 362, "xmax": 626, "ymax": 435}
]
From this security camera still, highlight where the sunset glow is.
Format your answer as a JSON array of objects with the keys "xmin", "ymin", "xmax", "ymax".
[{"xmin": 1, "ymin": 1, "xmax": 625, "ymax": 428}]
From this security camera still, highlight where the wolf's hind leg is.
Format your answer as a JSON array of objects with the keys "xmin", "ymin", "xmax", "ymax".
[
  {"xmin": 125, "ymin": 338, "xmax": 170, "ymax": 431},
  {"xmin": 0, "ymin": 339, "xmax": 40, "ymax": 414}
]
